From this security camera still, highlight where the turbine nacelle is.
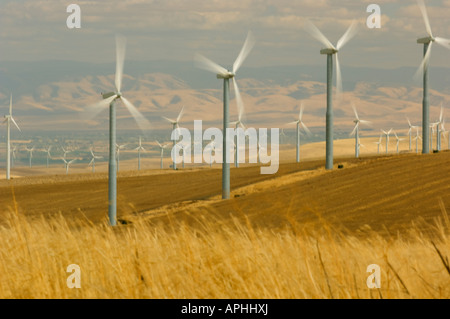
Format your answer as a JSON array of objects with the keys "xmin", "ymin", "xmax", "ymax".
[
  {"xmin": 320, "ymin": 48, "xmax": 338, "ymax": 55},
  {"xmin": 417, "ymin": 36, "xmax": 435, "ymax": 44},
  {"xmin": 216, "ymin": 71, "xmax": 235, "ymax": 79},
  {"xmin": 102, "ymin": 92, "xmax": 117, "ymax": 100}
]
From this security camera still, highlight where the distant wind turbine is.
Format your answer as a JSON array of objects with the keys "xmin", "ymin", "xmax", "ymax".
[
  {"xmin": 116, "ymin": 143, "xmax": 127, "ymax": 172},
  {"xmin": 89, "ymin": 148, "xmax": 103, "ymax": 173},
  {"xmin": 163, "ymin": 106, "xmax": 185, "ymax": 171},
  {"xmin": 289, "ymin": 103, "xmax": 311, "ymax": 163},
  {"xmin": 156, "ymin": 141, "xmax": 169, "ymax": 169},
  {"xmin": 45, "ymin": 146, "xmax": 52, "ymax": 168},
  {"xmin": 414, "ymin": 127, "xmax": 422, "ymax": 154},
  {"xmin": 382, "ymin": 129, "xmax": 393, "ymax": 154},
  {"xmin": 3, "ymin": 94, "xmax": 21, "ymax": 179},
  {"xmin": 350, "ymin": 105, "xmax": 370, "ymax": 158},
  {"xmin": 134, "ymin": 137, "xmax": 145, "ymax": 171},
  {"xmin": 374, "ymin": 134, "xmax": 382, "ymax": 155},
  {"xmin": 62, "ymin": 158, "xmax": 76, "ymax": 175},
  {"xmin": 394, "ymin": 131, "xmax": 405, "ymax": 154},
  {"xmin": 407, "ymin": 118, "xmax": 419, "ymax": 152},
  {"xmin": 26, "ymin": 146, "xmax": 35, "ymax": 168}
]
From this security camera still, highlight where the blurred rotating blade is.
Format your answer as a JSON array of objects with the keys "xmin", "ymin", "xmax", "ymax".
[
  {"xmin": 120, "ymin": 96, "xmax": 151, "ymax": 132},
  {"xmin": 350, "ymin": 123, "xmax": 359, "ymax": 137},
  {"xmin": 417, "ymin": 0, "xmax": 433, "ymax": 38},
  {"xmin": 84, "ymin": 95, "xmax": 117, "ymax": 121},
  {"xmin": 414, "ymin": 41, "xmax": 433, "ymax": 81},
  {"xmin": 177, "ymin": 106, "xmax": 185, "ymax": 123},
  {"xmin": 337, "ymin": 21, "xmax": 357, "ymax": 50},
  {"xmin": 194, "ymin": 54, "xmax": 228, "ymax": 75},
  {"xmin": 233, "ymin": 31, "xmax": 256, "ymax": 74},
  {"xmin": 305, "ymin": 20, "xmax": 335, "ymax": 50},
  {"xmin": 435, "ymin": 37, "xmax": 450, "ymax": 51},
  {"xmin": 335, "ymin": 53, "xmax": 343, "ymax": 95},
  {"xmin": 232, "ymin": 78, "xmax": 245, "ymax": 122},
  {"xmin": 115, "ymin": 34, "xmax": 127, "ymax": 93},
  {"xmin": 301, "ymin": 121, "xmax": 312, "ymax": 136},
  {"xmin": 11, "ymin": 117, "xmax": 21, "ymax": 132}
]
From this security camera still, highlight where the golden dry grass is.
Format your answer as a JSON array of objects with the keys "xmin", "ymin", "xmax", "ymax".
[{"xmin": 0, "ymin": 206, "xmax": 449, "ymax": 299}]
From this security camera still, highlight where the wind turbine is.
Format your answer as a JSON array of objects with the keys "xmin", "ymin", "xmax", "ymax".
[
  {"xmin": 116, "ymin": 143, "xmax": 127, "ymax": 172},
  {"xmin": 26, "ymin": 146, "xmax": 35, "ymax": 168},
  {"xmin": 89, "ymin": 148, "xmax": 103, "ymax": 173},
  {"xmin": 3, "ymin": 94, "xmax": 21, "ymax": 180},
  {"xmin": 374, "ymin": 134, "xmax": 382, "ymax": 155},
  {"xmin": 62, "ymin": 158, "xmax": 76, "ymax": 175},
  {"xmin": 84, "ymin": 35, "xmax": 151, "ymax": 226},
  {"xmin": 414, "ymin": 127, "xmax": 422, "ymax": 154},
  {"xmin": 407, "ymin": 118, "xmax": 419, "ymax": 152},
  {"xmin": 288, "ymin": 103, "xmax": 311, "ymax": 163},
  {"xmin": 156, "ymin": 141, "xmax": 169, "ymax": 169},
  {"xmin": 134, "ymin": 136, "xmax": 145, "ymax": 171},
  {"xmin": 45, "ymin": 146, "xmax": 52, "ymax": 168},
  {"xmin": 257, "ymin": 142, "xmax": 267, "ymax": 164},
  {"xmin": 415, "ymin": 0, "xmax": 450, "ymax": 154},
  {"xmin": 62, "ymin": 147, "xmax": 71, "ymax": 160},
  {"xmin": 230, "ymin": 106, "xmax": 246, "ymax": 168},
  {"xmin": 350, "ymin": 105, "xmax": 370, "ymax": 158},
  {"xmin": 382, "ymin": 129, "xmax": 393, "ymax": 154},
  {"xmin": 394, "ymin": 131, "xmax": 405, "ymax": 154},
  {"xmin": 205, "ymin": 140, "xmax": 217, "ymax": 168},
  {"xmin": 195, "ymin": 31, "xmax": 255, "ymax": 199},
  {"xmin": 162, "ymin": 106, "xmax": 185, "ymax": 171},
  {"xmin": 306, "ymin": 20, "xmax": 357, "ymax": 170},
  {"xmin": 435, "ymin": 104, "xmax": 444, "ymax": 151}
]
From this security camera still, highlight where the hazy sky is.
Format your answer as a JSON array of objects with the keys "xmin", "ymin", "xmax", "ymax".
[{"xmin": 1, "ymin": 0, "xmax": 449, "ymax": 69}]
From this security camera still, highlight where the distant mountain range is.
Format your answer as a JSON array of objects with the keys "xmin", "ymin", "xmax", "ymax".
[{"xmin": 1, "ymin": 60, "xmax": 450, "ymax": 138}]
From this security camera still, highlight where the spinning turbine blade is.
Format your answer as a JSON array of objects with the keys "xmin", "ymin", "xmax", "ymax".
[
  {"xmin": 9, "ymin": 94, "xmax": 12, "ymax": 115},
  {"xmin": 177, "ymin": 106, "xmax": 185, "ymax": 123},
  {"xmin": 301, "ymin": 121, "xmax": 312, "ymax": 136},
  {"xmin": 335, "ymin": 54, "xmax": 343, "ymax": 94},
  {"xmin": 232, "ymin": 78, "xmax": 245, "ymax": 121},
  {"xmin": 120, "ymin": 96, "xmax": 151, "ymax": 132},
  {"xmin": 162, "ymin": 116, "xmax": 176, "ymax": 124},
  {"xmin": 352, "ymin": 104, "xmax": 359, "ymax": 120},
  {"xmin": 194, "ymin": 54, "xmax": 228, "ymax": 75},
  {"xmin": 305, "ymin": 20, "xmax": 335, "ymax": 49},
  {"xmin": 11, "ymin": 117, "xmax": 21, "ymax": 132},
  {"xmin": 414, "ymin": 41, "xmax": 433, "ymax": 81},
  {"xmin": 435, "ymin": 37, "xmax": 450, "ymax": 50},
  {"xmin": 233, "ymin": 31, "xmax": 255, "ymax": 74},
  {"xmin": 336, "ymin": 21, "xmax": 358, "ymax": 50},
  {"xmin": 299, "ymin": 104, "xmax": 304, "ymax": 121},
  {"xmin": 350, "ymin": 123, "xmax": 359, "ymax": 137},
  {"xmin": 84, "ymin": 95, "xmax": 117, "ymax": 120},
  {"xmin": 115, "ymin": 34, "xmax": 127, "ymax": 93},
  {"xmin": 417, "ymin": 0, "xmax": 433, "ymax": 38}
]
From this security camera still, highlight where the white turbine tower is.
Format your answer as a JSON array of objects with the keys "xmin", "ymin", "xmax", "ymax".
[
  {"xmin": 382, "ymin": 129, "xmax": 393, "ymax": 154},
  {"xmin": 435, "ymin": 104, "xmax": 444, "ymax": 151},
  {"xmin": 195, "ymin": 31, "xmax": 255, "ymax": 199},
  {"xmin": 26, "ymin": 146, "xmax": 35, "ymax": 168},
  {"xmin": 89, "ymin": 148, "xmax": 103, "ymax": 173},
  {"xmin": 288, "ymin": 103, "xmax": 311, "ymax": 163},
  {"xmin": 84, "ymin": 34, "xmax": 150, "ymax": 226},
  {"xmin": 415, "ymin": 0, "xmax": 450, "ymax": 154},
  {"xmin": 394, "ymin": 131, "xmax": 405, "ymax": 154},
  {"xmin": 134, "ymin": 136, "xmax": 145, "ymax": 171},
  {"xmin": 306, "ymin": 20, "xmax": 357, "ymax": 170},
  {"xmin": 62, "ymin": 158, "xmax": 76, "ymax": 175},
  {"xmin": 350, "ymin": 105, "xmax": 370, "ymax": 158},
  {"xmin": 162, "ymin": 106, "xmax": 185, "ymax": 171},
  {"xmin": 3, "ymin": 94, "xmax": 21, "ymax": 180},
  {"xmin": 156, "ymin": 141, "xmax": 169, "ymax": 169}
]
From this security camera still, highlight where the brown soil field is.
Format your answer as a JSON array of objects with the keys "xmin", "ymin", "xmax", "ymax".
[{"xmin": 1, "ymin": 141, "xmax": 450, "ymax": 238}]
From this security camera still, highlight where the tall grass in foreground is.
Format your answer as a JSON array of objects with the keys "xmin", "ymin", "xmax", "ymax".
[{"xmin": 0, "ymin": 209, "xmax": 449, "ymax": 299}]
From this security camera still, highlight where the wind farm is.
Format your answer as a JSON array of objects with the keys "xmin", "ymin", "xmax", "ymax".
[{"xmin": 1, "ymin": 0, "xmax": 450, "ymax": 300}]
